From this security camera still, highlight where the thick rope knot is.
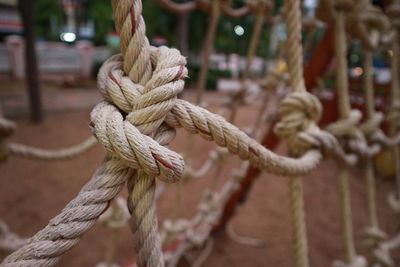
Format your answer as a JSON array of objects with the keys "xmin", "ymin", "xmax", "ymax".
[
  {"xmin": 360, "ymin": 112, "xmax": 384, "ymax": 136},
  {"xmin": 274, "ymin": 92, "xmax": 323, "ymax": 155},
  {"xmin": 333, "ymin": 256, "xmax": 367, "ymax": 267},
  {"xmin": 163, "ymin": 219, "xmax": 190, "ymax": 239},
  {"xmin": 326, "ymin": 109, "xmax": 362, "ymax": 137},
  {"xmin": 91, "ymin": 45, "xmax": 188, "ymax": 183},
  {"xmin": 0, "ymin": 117, "xmax": 16, "ymax": 162},
  {"xmin": 327, "ymin": 110, "xmax": 380, "ymax": 158}
]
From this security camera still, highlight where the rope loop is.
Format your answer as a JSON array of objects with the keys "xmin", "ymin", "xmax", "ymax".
[
  {"xmin": 0, "ymin": 117, "xmax": 16, "ymax": 162},
  {"xmin": 91, "ymin": 45, "xmax": 189, "ymax": 183}
]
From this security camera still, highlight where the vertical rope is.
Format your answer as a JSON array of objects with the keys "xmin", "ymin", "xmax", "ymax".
[
  {"xmin": 195, "ymin": 0, "xmax": 221, "ymax": 104},
  {"xmin": 365, "ymin": 161, "xmax": 379, "ymax": 229},
  {"xmin": 285, "ymin": 0, "xmax": 305, "ymax": 93},
  {"xmin": 243, "ymin": 9, "xmax": 265, "ymax": 78},
  {"xmin": 390, "ymin": 30, "xmax": 400, "ymax": 199},
  {"xmin": 338, "ymin": 169, "xmax": 356, "ymax": 263},
  {"xmin": 362, "ymin": 47, "xmax": 383, "ymax": 247},
  {"xmin": 334, "ymin": 10, "xmax": 351, "ymax": 119},
  {"xmin": 332, "ymin": 5, "xmax": 359, "ymax": 265},
  {"xmin": 363, "ymin": 50, "xmax": 374, "ymax": 119},
  {"xmin": 112, "ymin": 0, "xmax": 164, "ymax": 265},
  {"xmin": 288, "ymin": 176, "xmax": 310, "ymax": 267},
  {"xmin": 284, "ymin": 1, "xmax": 309, "ymax": 266}
]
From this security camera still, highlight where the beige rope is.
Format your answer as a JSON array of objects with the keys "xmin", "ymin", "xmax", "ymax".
[
  {"xmin": 387, "ymin": 4, "xmax": 400, "ymax": 204},
  {"xmin": 195, "ymin": 0, "xmax": 221, "ymax": 105},
  {"xmin": 0, "ymin": 116, "xmax": 97, "ymax": 162},
  {"xmin": 2, "ymin": 0, "xmax": 363, "ymax": 265},
  {"xmin": 360, "ymin": 40, "xmax": 387, "ymax": 253},
  {"xmin": 321, "ymin": 1, "xmax": 366, "ymax": 266},
  {"xmin": 8, "ymin": 137, "xmax": 97, "ymax": 161},
  {"xmin": 274, "ymin": 1, "xmax": 311, "ymax": 266}
]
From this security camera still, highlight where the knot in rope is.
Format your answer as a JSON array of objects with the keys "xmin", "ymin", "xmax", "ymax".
[
  {"xmin": 327, "ymin": 110, "xmax": 380, "ymax": 158},
  {"xmin": 91, "ymin": 47, "xmax": 188, "ymax": 183},
  {"xmin": 198, "ymin": 190, "xmax": 220, "ymax": 215},
  {"xmin": 326, "ymin": 109, "xmax": 362, "ymax": 138},
  {"xmin": 363, "ymin": 226, "xmax": 386, "ymax": 244},
  {"xmin": 359, "ymin": 112, "xmax": 384, "ymax": 136},
  {"xmin": 373, "ymin": 245, "xmax": 394, "ymax": 267},
  {"xmin": 274, "ymin": 92, "xmax": 323, "ymax": 155},
  {"xmin": 0, "ymin": 117, "xmax": 16, "ymax": 162},
  {"xmin": 387, "ymin": 99, "xmax": 400, "ymax": 128},
  {"xmin": 163, "ymin": 219, "xmax": 190, "ymax": 238},
  {"xmin": 388, "ymin": 192, "xmax": 400, "ymax": 213},
  {"xmin": 333, "ymin": 256, "xmax": 367, "ymax": 267}
]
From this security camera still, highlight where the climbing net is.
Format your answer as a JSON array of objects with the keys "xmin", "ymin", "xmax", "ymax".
[{"xmin": 1, "ymin": 0, "xmax": 400, "ymax": 266}]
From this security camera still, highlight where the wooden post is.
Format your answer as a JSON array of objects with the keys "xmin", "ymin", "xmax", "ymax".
[{"xmin": 18, "ymin": 0, "xmax": 43, "ymax": 122}]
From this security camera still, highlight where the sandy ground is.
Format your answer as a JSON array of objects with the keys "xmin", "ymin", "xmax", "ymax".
[{"xmin": 0, "ymin": 90, "xmax": 399, "ymax": 266}]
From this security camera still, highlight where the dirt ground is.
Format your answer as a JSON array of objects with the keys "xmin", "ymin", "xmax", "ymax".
[{"xmin": 0, "ymin": 90, "xmax": 400, "ymax": 266}]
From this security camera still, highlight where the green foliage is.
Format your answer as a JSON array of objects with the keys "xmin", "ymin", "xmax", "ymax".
[
  {"xmin": 32, "ymin": 0, "xmax": 278, "ymax": 58},
  {"xmin": 81, "ymin": 0, "xmax": 113, "ymax": 45},
  {"xmin": 34, "ymin": 0, "xmax": 63, "ymax": 40}
]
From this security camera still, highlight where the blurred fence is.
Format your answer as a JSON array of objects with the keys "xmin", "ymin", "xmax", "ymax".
[{"xmin": 0, "ymin": 35, "xmax": 111, "ymax": 83}]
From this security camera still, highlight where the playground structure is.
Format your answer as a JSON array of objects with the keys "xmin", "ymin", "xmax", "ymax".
[{"xmin": 0, "ymin": 0, "xmax": 400, "ymax": 267}]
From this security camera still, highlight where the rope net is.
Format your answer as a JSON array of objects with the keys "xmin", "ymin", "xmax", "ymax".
[{"xmin": 0, "ymin": 0, "xmax": 400, "ymax": 266}]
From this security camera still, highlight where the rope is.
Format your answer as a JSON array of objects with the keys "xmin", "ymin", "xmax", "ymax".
[
  {"xmin": 2, "ymin": 0, "xmax": 380, "ymax": 265},
  {"xmin": 274, "ymin": 1, "xmax": 311, "ymax": 266},
  {"xmin": 288, "ymin": 176, "xmax": 309, "ymax": 267},
  {"xmin": 320, "ymin": 1, "xmax": 367, "ymax": 266},
  {"xmin": 112, "ymin": 0, "xmax": 190, "ymax": 264},
  {"xmin": 358, "ymin": 19, "xmax": 388, "ymax": 252},
  {"xmin": 0, "ymin": 116, "xmax": 97, "ymax": 162},
  {"xmin": 8, "ymin": 137, "xmax": 97, "ymax": 161},
  {"xmin": 195, "ymin": 0, "xmax": 221, "ymax": 105},
  {"xmin": 387, "ymin": 4, "xmax": 400, "ymax": 203}
]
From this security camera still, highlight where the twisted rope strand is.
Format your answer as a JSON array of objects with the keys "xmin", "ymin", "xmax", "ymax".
[{"xmin": 8, "ymin": 137, "xmax": 97, "ymax": 161}]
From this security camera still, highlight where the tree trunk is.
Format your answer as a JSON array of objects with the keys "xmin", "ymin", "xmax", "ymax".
[{"xmin": 18, "ymin": 0, "xmax": 43, "ymax": 122}]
